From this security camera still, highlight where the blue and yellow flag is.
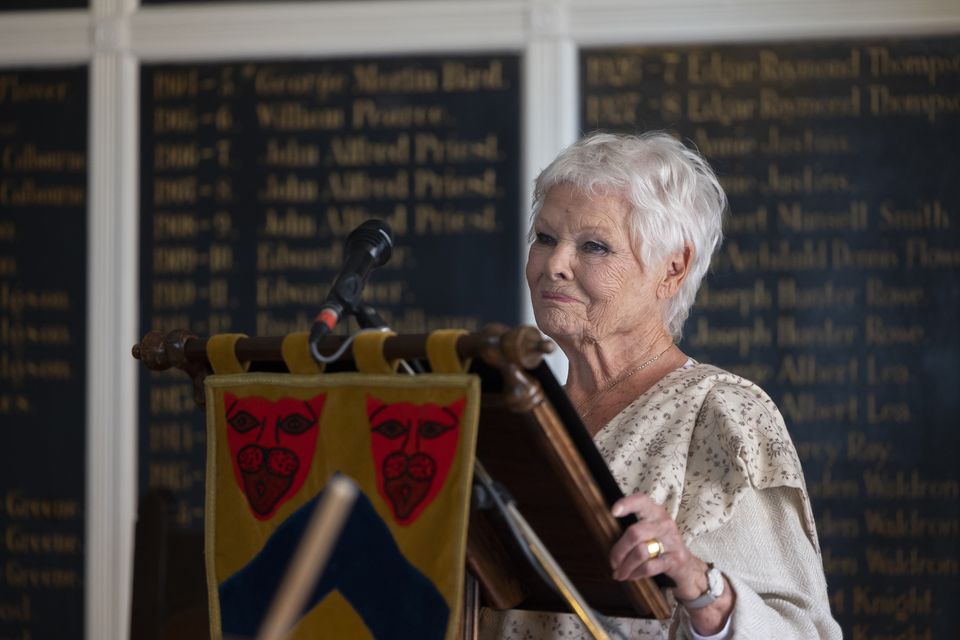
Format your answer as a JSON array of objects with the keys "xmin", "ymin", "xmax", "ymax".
[{"xmin": 203, "ymin": 331, "xmax": 480, "ymax": 639}]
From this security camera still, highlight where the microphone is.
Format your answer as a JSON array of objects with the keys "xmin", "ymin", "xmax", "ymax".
[{"xmin": 308, "ymin": 219, "xmax": 393, "ymax": 356}]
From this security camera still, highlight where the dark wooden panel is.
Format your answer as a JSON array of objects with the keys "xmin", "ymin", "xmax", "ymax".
[
  {"xmin": 581, "ymin": 36, "xmax": 960, "ymax": 638},
  {"xmin": 0, "ymin": 66, "xmax": 88, "ymax": 640},
  {"xmin": 0, "ymin": 0, "xmax": 85, "ymax": 10},
  {"xmin": 138, "ymin": 54, "xmax": 522, "ymax": 530}
]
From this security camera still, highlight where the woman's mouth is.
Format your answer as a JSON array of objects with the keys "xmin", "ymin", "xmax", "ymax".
[{"xmin": 541, "ymin": 291, "xmax": 578, "ymax": 303}]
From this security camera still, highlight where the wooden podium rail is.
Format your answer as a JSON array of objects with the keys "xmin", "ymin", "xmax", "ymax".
[
  {"xmin": 132, "ymin": 324, "xmax": 670, "ymax": 631},
  {"xmin": 132, "ymin": 324, "xmax": 551, "ymax": 411}
]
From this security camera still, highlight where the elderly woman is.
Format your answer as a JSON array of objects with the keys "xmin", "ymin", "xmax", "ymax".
[{"xmin": 481, "ymin": 132, "xmax": 841, "ymax": 639}]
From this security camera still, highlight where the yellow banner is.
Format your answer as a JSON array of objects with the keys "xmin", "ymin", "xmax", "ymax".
[{"xmin": 204, "ymin": 372, "xmax": 480, "ymax": 640}]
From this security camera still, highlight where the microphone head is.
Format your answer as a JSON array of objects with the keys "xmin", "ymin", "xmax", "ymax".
[{"xmin": 347, "ymin": 219, "xmax": 393, "ymax": 266}]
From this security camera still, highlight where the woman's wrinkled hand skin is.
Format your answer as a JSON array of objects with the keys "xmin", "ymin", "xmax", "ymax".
[{"xmin": 610, "ymin": 492, "xmax": 736, "ymax": 635}]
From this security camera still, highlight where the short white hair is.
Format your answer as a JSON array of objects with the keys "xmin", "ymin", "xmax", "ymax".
[{"xmin": 532, "ymin": 131, "xmax": 727, "ymax": 340}]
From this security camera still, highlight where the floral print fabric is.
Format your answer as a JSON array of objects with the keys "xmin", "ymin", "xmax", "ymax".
[{"xmin": 480, "ymin": 363, "xmax": 820, "ymax": 640}]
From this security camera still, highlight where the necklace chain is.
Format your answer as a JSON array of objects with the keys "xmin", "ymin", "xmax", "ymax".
[{"xmin": 574, "ymin": 344, "xmax": 673, "ymax": 419}]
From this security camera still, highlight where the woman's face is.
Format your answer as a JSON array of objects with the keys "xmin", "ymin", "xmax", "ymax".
[{"xmin": 526, "ymin": 184, "xmax": 665, "ymax": 346}]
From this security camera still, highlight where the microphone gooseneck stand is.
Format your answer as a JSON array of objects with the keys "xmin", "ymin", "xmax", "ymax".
[
  {"xmin": 308, "ymin": 219, "xmax": 394, "ymax": 364},
  {"xmin": 306, "ymin": 219, "xmax": 425, "ymax": 373}
]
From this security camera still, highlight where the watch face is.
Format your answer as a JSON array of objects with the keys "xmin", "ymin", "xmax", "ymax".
[{"xmin": 707, "ymin": 567, "xmax": 724, "ymax": 596}]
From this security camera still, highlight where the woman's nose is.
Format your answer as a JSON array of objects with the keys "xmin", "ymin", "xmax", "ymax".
[{"xmin": 546, "ymin": 246, "xmax": 573, "ymax": 281}]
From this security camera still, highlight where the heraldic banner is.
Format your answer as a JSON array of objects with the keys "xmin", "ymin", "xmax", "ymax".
[{"xmin": 202, "ymin": 331, "xmax": 481, "ymax": 640}]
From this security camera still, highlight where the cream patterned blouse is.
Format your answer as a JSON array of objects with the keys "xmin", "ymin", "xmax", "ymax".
[{"xmin": 480, "ymin": 362, "xmax": 842, "ymax": 639}]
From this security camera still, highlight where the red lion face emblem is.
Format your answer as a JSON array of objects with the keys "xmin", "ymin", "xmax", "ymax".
[
  {"xmin": 224, "ymin": 393, "xmax": 326, "ymax": 520},
  {"xmin": 367, "ymin": 396, "xmax": 464, "ymax": 525}
]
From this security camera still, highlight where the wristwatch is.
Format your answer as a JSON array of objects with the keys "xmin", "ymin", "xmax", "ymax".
[{"xmin": 680, "ymin": 563, "xmax": 724, "ymax": 610}]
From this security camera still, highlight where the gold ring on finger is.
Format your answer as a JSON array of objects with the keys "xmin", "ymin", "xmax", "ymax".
[{"xmin": 645, "ymin": 538, "xmax": 664, "ymax": 560}]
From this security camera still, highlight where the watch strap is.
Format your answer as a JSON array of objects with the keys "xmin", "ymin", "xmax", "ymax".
[{"xmin": 680, "ymin": 563, "xmax": 723, "ymax": 610}]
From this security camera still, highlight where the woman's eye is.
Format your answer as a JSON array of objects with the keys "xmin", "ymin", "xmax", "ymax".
[
  {"xmin": 582, "ymin": 241, "xmax": 609, "ymax": 255},
  {"xmin": 534, "ymin": 232, "xmax": 555, "ymax": 246}
]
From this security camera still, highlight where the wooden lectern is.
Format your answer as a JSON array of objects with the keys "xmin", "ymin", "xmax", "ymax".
[
  {"xmin": 465, "ymin": 357, "xmax": 670, "ymax": 622},
  {"xmin": 131, "ymin": 324, "xmax": 669, "ymax": 638}
]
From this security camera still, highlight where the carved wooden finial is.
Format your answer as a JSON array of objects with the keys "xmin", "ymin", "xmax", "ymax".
[
  {"xmin": 162, "ymin": 329, "xmax": 198, "ymax": 369},
  {"xmin": 133, "ymin": 329, "xmax": 209, "ymax": 407},
  {"xmin": 501, "ymin": 325, "xmax": 554, "ymax": 370},
  {"xmin": 132, "ymin": 329, "xmax": 200, "ymax": 371},
  {"xmin": 474, "ymin": 324, "xmax": 551, "ymax": 413},
  {"xmin": 133, "ymin": 330, "xmax": 172, "ymax": 371}
]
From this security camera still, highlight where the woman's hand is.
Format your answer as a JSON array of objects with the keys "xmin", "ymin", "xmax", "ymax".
[
  {"xmin": 609, "ymin": 492, "xmax": 703, "ymax": 594},
  {"xmin": 610, "ymin": 492, "xmax": 735, "ymax": 634}
]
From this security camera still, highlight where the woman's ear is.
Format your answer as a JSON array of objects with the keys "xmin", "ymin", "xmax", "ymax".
[{"xmin": 658, "ymin": 245, "xmax": 693, "ymax": 299}]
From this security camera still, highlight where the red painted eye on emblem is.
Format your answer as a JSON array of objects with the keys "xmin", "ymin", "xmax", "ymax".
[
  {"xmin": 372, "ymin": 419, "xmax": 408, "ymax": 439},
  {"xmin": 229, "ymin": 410, "xmax": 260, "ymax": 433},
  {"xmin": 277, "ymin": 413, "xmax": 313, "ymax": 435},
  {"xmin": 419, "ymin": 421, "xmax": 452, "ymax": 439}
]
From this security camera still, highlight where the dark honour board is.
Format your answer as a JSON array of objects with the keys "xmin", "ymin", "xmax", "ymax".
[
  {"xmin": 0, "ymin": 1, "xmax": 86, "ymax": 10},
  {"xmin": 581, "ymin": 36, "xmax": 960, "ymax": 639},
  {"xmin": 139, "ymin": 54, "xmax": 522, "ymax": 530},
  {"xmin": 0, "ymin": 66, "xmax": 88, "ymax": 640}
]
